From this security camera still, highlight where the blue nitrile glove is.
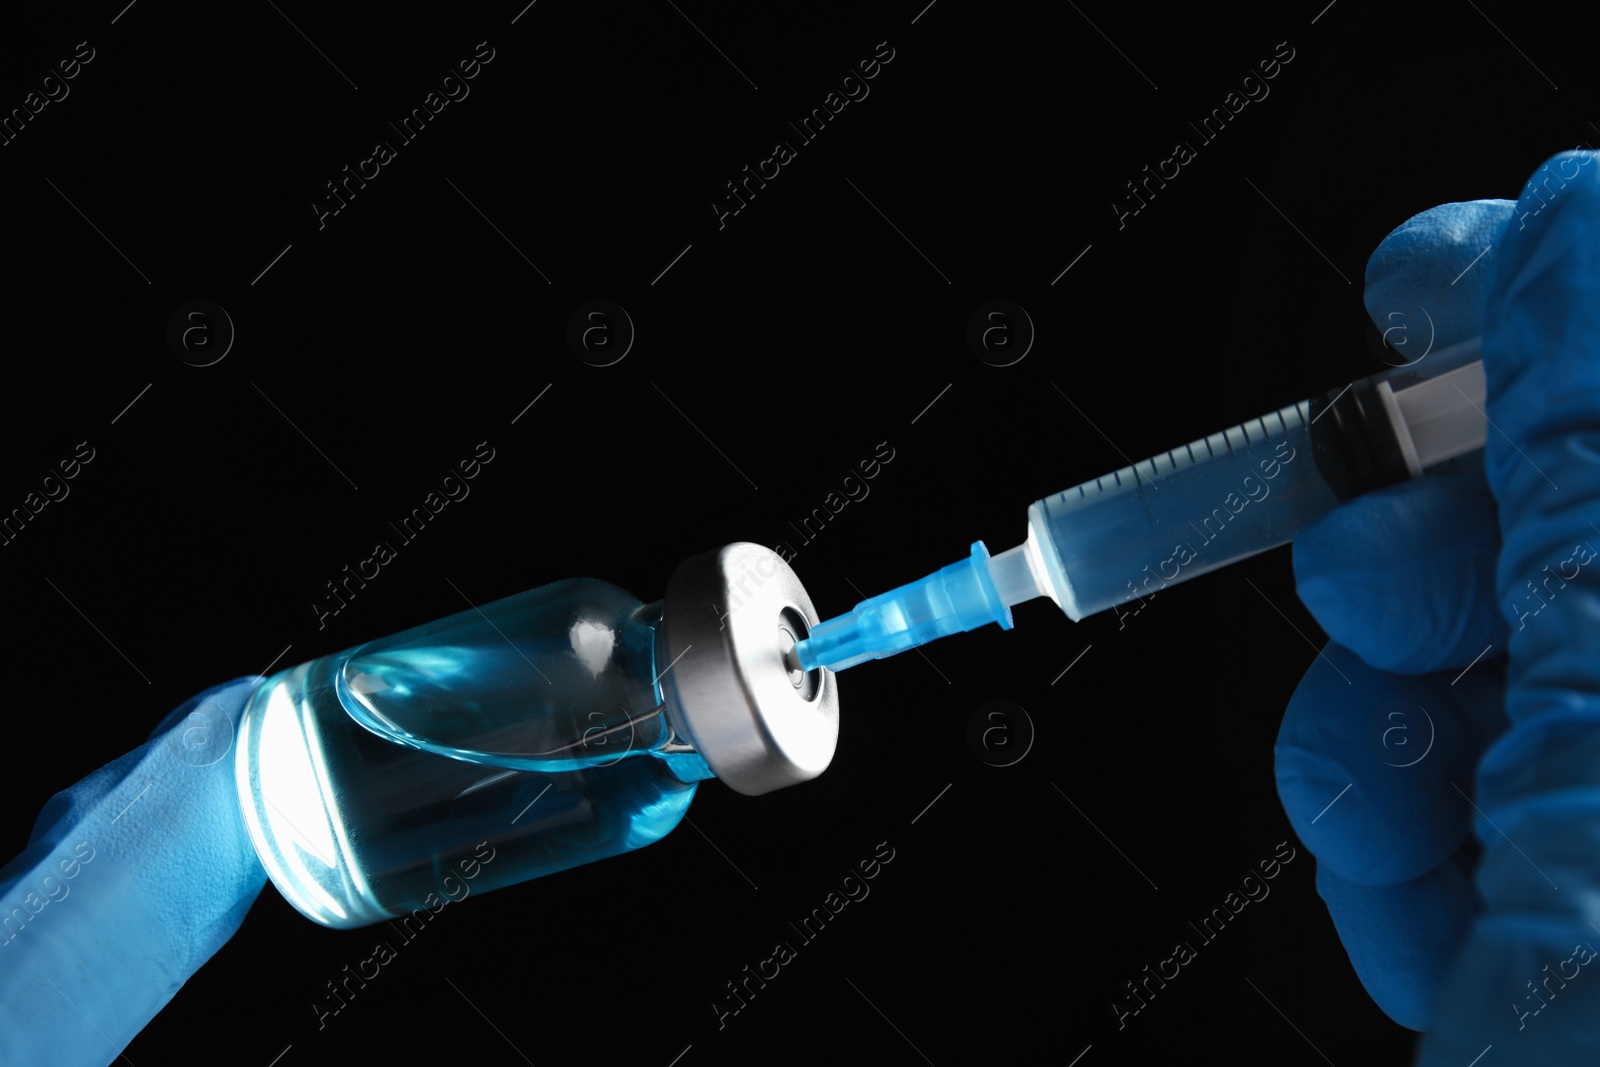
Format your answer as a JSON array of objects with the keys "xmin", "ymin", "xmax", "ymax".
[
  {"xmin": 0, "ymin": 678, "xmax": 268, "ymax": 1067},
  {"xmin": 1277, "ymin": 148, "xmax": 1600, "ymax": 1063}
]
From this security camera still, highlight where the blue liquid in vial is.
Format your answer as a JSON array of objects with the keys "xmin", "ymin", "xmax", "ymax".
[{"xmin": 236, "ymin": 578, "xmax": 710, "ymax": 928}]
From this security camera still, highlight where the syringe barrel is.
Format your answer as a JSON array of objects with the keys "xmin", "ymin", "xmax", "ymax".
[{"xmin": 1035, "ymin": 339, "xmax": 1485, "ymax": 622}]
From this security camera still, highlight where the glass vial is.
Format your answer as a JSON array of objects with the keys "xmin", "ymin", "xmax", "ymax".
[{"xmin": 235, "ymin": 543, "xmax": 837, "ymax": 928}]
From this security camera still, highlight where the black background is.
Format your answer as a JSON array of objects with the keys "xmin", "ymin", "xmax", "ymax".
[{"xmin": 0, "ymin": 2, "xmax": 1583, "ymax": 1064}]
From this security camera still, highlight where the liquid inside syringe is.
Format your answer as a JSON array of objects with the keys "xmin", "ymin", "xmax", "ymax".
[{"xmin": 795, "ymin": 337, "xmax": 1487, "ymax": 673}]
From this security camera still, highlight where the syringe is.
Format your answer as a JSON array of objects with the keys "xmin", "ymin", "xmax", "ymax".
[{"xmin": 793, "ymin": 337, "xmax": 1488, "ymax": 673}]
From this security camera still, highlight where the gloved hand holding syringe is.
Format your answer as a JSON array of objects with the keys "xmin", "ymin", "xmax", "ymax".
[{"xmin": 793, "ymin": 335, "xmax": 1487, "ymax": 673}]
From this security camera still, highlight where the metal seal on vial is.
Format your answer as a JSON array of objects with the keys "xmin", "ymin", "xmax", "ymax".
[{"xmin": 658, "ymin": 543, "xmax": 839, "ymax": 796}]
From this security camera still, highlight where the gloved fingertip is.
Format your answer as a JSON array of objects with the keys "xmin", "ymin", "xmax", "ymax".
[
  {"xmin": 1276, "ymin": 644, "xmax": 1506, "ymax": 885},
  {"xmin": 1292, "ymin": 477, "xmax": 1505, "ymax": 674},
  {"xmin": 1316, "ymin": 856, "xmax": 1478, "ymax": 1032},
  {"xmin": 1364, "ymin": 199, "xmax": 1516, "ymax": 352}
]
